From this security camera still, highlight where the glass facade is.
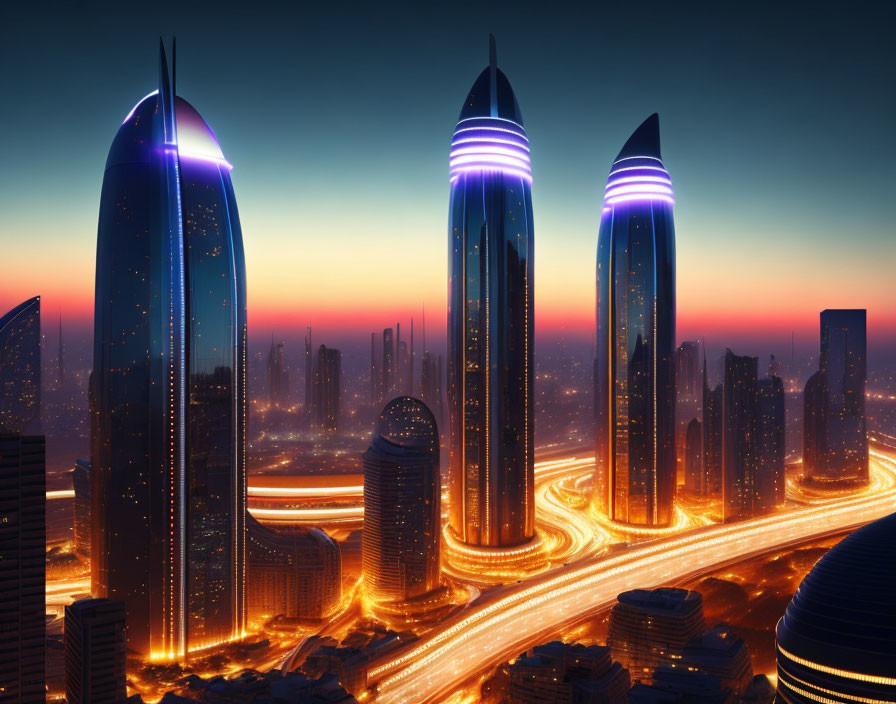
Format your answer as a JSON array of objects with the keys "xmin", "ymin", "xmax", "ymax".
[
  {"xmin": 0, "ymin": 296, "xmax": 41, "ymax": 434},
  {"xmin": 91, "ymin": 45, "xmax": 246, "ymax": 656},
  {"xmin": 447, "ymin": 40, "xmax": 535, "ymax": 548},
  {"xmin": 595, "ymin": 114, "xmax": 676, "ymax": 527}
]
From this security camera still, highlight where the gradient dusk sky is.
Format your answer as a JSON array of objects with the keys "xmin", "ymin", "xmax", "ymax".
[{"xmin": 1, "ymin": 0, "xmax": 894, "ymax": 355}]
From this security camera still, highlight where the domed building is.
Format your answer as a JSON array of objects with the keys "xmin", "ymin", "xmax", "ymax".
[{"xmin": 776, "ymin": 512, "xmax": 896, "ymax": 702}]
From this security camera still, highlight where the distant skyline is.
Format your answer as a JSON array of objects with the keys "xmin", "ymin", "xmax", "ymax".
[{"xmin": 2, "ymin": 1, "xmax": 895, "ymax": 355}]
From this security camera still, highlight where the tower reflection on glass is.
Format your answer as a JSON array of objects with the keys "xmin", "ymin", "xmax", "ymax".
[{"xmin": 595, "ymin": 114, "xmax": 677, "ymax": 527}]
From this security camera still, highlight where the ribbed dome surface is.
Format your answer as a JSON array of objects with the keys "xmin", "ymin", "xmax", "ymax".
[
  {"xmin": 776, "ymin": 512, "xmax": 896, "ymax": 702},
  {"xmin": 376, "ymin": 396, "xmax": 438, "ymax": 452}
]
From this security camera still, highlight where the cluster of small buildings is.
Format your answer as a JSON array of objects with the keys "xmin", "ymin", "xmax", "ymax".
[
  {"xmin": 494, "ymin": 587, "xmax": 769, "ymax": 704},
  {"xmin": 675, "ymin": 308, "xmax": 867, "ymax": 521}
]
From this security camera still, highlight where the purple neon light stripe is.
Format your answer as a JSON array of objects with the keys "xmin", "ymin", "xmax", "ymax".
[
  {"xmin": 450, "ymin": 165, "xmax": 533, "ymax": 183},
  {"xmin": 450, "ymin": 155, "xmax": 532, "ymax": 172},
  {"xmin": 606, "ymin": 175, "xmax": 672, "ymax": 187},
  {"xmin": 604, "ymin": 184, "xmax": 674, "ymax": 200},
  {"xmin": 450, "ymin": 145, "xmax": 531, "ymax": 163},
  {"xmin": 451, "ymin": 136, "xmax": 531, "ymax": 152},
  {"xmin": 453, "ymin": 125, "xmax": 529, "ymax": 141},
  {"xmin": 604, "ymin": 193, "xmax": 674, "ymax": 206}
]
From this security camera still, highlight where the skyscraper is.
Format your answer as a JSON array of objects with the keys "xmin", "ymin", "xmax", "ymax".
[
  {"xmin": 595, "ymin": 114, "xmax": 676, "ymax": 527},
  {"xmin": 0, "ymin": 434, "xmax": 46, "ymax": 703},
  {"xmin": 755, "ymin": 373, "xmax": 785, "ymax": 510},
  {"xmin": 362, "ymin": 397, "xmax": 441, "ymax": 605},
  {"xmin": 57, "ymin": 311, "xmax": 65, "ymax": 391},
  {"xmin": 305, "ymin": 326, "xmax": 314, "ymax": 418},
  {"xmin": 64, "ymin": 598, "xmax": 127, "ymax": 704},
  {"xmin": 702, "ymin": 357, "xmax": 723, "ymax": 499},
  {"xmin": 382, "ymin": 327, "xmax": 394, "ymax": 401},
  {"xmin": 266, "ymin": 338, "xmax": 289, "ymax": 409},
  {"xmin": 803, "ymin": 370, "xmax": 827, "ymax": 479},
  {"xmin": 447, "ymin": 36, "xmax": 535, "ymax": 548},
  {"xmin": 0, "ymin": 296, "xmax": 41, "ymax": 434},
  {"xmin": 721, "ymin": 350, "xmax": 758, "ymax": 522},
  {"xmin": 674, "ymin": 341, "xmax": 700, "ymax": 483},
  {"xmin": 72, "ymin": 459, "xmax": 91, "ymax": 558},
  {"xmin": 91, "ymin": 42, "xmax": 247, "ymax": 656},
  {"xmin": 804, "ymin": 309, "xmax": 868, "ymax": 486},
  {"xmin": 684, "ymin": 417, "xmax": 703, "ymax": 495},
  {"xmin": 0, "ymin": 297, "xmax": 45, "ymax": 703},
  {"xmin": 370, "ymin": 332, "xmax": 380, "ymax": 406},
  {"xmin": 314, "ymin": 345, "xmax": 341, "ymax": 432}
]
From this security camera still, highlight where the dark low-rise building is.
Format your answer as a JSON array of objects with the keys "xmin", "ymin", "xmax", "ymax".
[
  {"xmin": 506, "ymin": 640, "xmax": 630, "ymax": 703},
  {"xmin": 247, "ymin": 516, "xmax": 342, "ymax": 620},
  {"xmin": 608, "ymin": 588, "xmax": 706, "ymax": 683}
]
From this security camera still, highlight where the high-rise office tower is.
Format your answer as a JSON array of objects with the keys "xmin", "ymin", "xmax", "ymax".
[
  {"xmin": 0, "ymin": 296, "xmax": 41, "ymax": 434},
  {"xmin": 804, "ymin": 310, "xmax": 867, "ymax": 486},
  {"xmin": 91, "ymin": 42, "xmax": 247, "ymax": 656},
  {"xmin": 396, "ymin": 322, "xmax": 402, "ymax": 393},
  {"xmin": 57, "ymin": 312, "xmax": 65, "ymax": 391},
  {"xmin": 382, "ymin": 328, "xmax": 394, "ymax": 401},
  {"xmin": 398, "ymin": 341, "xmax": 409, "ymax": 395},
  {"xmin": 370, "ymin": 332, "xmax": 379, "ymax": 405},
  {"xmin": 0, "ymin": 297, "xmax": 46, "ymax": 703},
  {"xmin": 314, "ymin": 345, "xmax": 341, "ymax": 432},
  {"xmin": 674, "ymin": 341, "xmax": 700, "ymax": 483},
  {"xmin": 64, "ymin": 598, "xmax": 127, "ymax": 704},
  {"xmin": 362, "ymin": 397, "xmax": 441, "ymax": 604},
  {"xmin": 756, "ymin": 373, "xmax": 785, "ymax": 510},
  {"xmin": 420, "ymin": 352, "xmax": 438, "ymax": 412},
  {"xmin": 595, "ymin": 114, "xmax": 676, "ymax": 527},
  {"xmin": 0, "ymin": 435, "xmax": 46, "ymax": 703},
  {"xmin": 408, "ymin": 318, "xmax": 415, "ymax": 395},
  {"xmin": 702, "ymin": 358, "xmax": 723, "ymax": 498},
  {"xmin": 721, "ymin": 350, "xmax": 758, "ymax": 522},
  {"xmin": 266, "ymin": 338, "xmax": 289, "ymax": 409},
  {"xmin": 447, "ymin": 36, "xmax": 535, "ymax": 548},
  {"xmin": 684, "ymin": 418, "xmax": 703, "ymax": 495},
  {"xmin": 72, "ymin": 459, "xmax": 91, "ymax": 558},
  {"xmin": 803, "ymin": 370, "xmax": 827, "ymax": 478},
  {"xmin": 305, "ymin": 326, "xmax": 313, "ymax": 418}
]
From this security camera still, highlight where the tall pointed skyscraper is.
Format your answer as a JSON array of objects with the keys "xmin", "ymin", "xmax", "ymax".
[
  {"xmin": 91, "ymin": 41, "xmax": 247, "ymax": 656},
  {"xmin": 595, "ymin": 114, "xmax": 676, "ymax": 527},
  {"xmin": 447, "ymin": 36, "xmax": 535, "ymax": 548}
]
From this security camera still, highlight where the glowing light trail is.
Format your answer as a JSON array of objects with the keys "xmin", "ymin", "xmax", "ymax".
[{"xmin": 369, "ymin": 445, "xmax": 896, "ymax": 704}]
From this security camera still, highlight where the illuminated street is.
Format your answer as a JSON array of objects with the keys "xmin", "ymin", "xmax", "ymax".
[{"xmin": 366, "ymin": 441, "xmax": 896, "ymax": 704}]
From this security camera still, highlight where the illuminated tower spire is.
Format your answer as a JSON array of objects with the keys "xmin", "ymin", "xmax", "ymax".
[
  {"xmin": 595, "ymin": 113, "xmax": 676, "ymax": 527},
  {"xmin": 57, "ymin": 309, "xmax": 64, "ymax": 390},
  {"xmin": 447, "ymin": 36, "xmax": 535, "ymax": 551}
]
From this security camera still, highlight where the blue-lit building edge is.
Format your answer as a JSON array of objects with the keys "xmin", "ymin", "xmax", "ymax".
[
  {"xmin": 595, "ymin": 199, "xmax": 676, "ymax": 526},
  {"xmin": 92, "ymin": 82, "xmax": 246, "ymax": 654},
  {"xmin": 447, "ymin": 169, "xmax": 535, "ymax": 547}
]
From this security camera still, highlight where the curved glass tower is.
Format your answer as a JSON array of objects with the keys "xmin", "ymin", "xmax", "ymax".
[
  {"xmin": 595, "ymin": 114, "xmax": 676, "ymax": 527},
  {"xmin": 0, "ymin": 296, "xmax": 41, "ymax": 434},
  {"xmin": 447, "ymin": 37, "xmax": 535, "ymax": 548},
  {"xmin": 362, "ymin": 396, "xmax": 440, "ymax": 604},
  {"xmin": 91, "ymin": 42, "xmax": 247, "ymax": 657}
]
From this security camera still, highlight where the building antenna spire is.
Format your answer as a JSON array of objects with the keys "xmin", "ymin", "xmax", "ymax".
[
  {"xmin": 172, "ymin": 36, "xmax": 177, "ymax": 102},
  {"xmin": 489, "ymin": 34, "xmax": 498, "ymax": 117}
]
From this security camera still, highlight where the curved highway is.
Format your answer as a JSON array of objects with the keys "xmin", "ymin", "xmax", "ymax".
[{"xmin": 368, "ymin": 443, "xmax": 896, "ymax": 704}]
